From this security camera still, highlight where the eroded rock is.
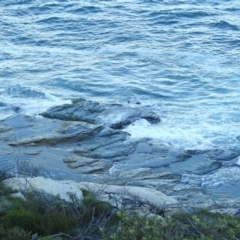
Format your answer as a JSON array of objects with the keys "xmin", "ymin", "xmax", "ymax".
[
  {"xmin": 41, "ymin": 98, "xmax": 161, "ymax": 129},
  {"xmin": 63, "ymin": 156, "xmax": 99, "ymax": 168},
  {"xmin": 9, "ymin": 122, "xmax": 103, "ymax": 146},
  {"xmin": 1, "ymin": 98, "xmax": 239, "ymax": 214}
]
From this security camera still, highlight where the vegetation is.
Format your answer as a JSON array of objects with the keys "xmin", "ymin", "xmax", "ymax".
[
  {"xmin": 0, "ymin": 175, "xmax": 116, "ymax": 239},
  {"xmin": 0, "ymin": 226, "xmax": 32, "ymax": 240},
  {"xmin": 0, "ymin": 190, "xmax": 79, "ymax": 238},
  {"xmin": 102, "ymin": 209, "xmax": 240, "ymax": 240},
  {"xmin": 0, "ymin": 170, "xmax": 240, "ymax": 239}
]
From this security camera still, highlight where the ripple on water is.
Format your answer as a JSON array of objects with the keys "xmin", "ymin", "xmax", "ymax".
[{"xmin": 0, "ymin": 0, "xmax": 240, "ymax": 150}]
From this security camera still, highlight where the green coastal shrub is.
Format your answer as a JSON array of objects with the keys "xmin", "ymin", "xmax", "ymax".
[
  {"xmin": 1, "ymin": 191, "xmax": 78, "ymax": 236},
  {"xmin": 41, "ymin": 213, "xmax": 78, "ymax": 236},
  {"xmin": 80, "ymin": 189, "xmax": 114, "ymax": 223},
  {"xmin": 67, "ymin": 189, "xmax": 117, "ymax": 238},
  {"xmin": 101, "ymin": 210, "xmax": 178, "ymax": 240},
  {"xmin": 173, "ymin": 209, "xmax": 240, "ymax": 239},
  {"xmin": 101, "ymin": 209, "xmax": 240, "ymax": 240},
  {"xmin": 3, "ymin": 209, "xmax": 37, "ymax": 231},
  {"xmin": 0, "ymin": 226, "xmax": 31, "ymax": 240},
  {"xmin": 0, "ymin": 184, "xmax": 115, "ymax": 238},
  {"xmin": 3, "ymin": 206, "xmax": 78, "ymax": 236}
]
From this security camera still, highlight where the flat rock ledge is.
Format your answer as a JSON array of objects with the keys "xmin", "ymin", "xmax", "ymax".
[
  {"xmin": 2, "ymin": 106, "xmax": 240, "ymax": 214},
  {"xmin": 3, "ymin": 177, "xmax": 180, "ymax": 215}
]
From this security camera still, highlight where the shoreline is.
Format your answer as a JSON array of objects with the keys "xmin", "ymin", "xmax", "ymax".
[{"xmin": 1, "ymin": 99, "xmax": 240, "ymax": 215}]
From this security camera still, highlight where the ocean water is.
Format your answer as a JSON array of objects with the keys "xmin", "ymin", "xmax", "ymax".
[{"xmin": 0, "ymin": 0, "xmax": 240, "ymax": 151}]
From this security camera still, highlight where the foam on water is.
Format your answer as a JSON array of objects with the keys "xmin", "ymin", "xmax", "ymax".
[
  {"xmin": 125, "ymin": 109, "xmax": 240, "ymax": 150},
  {"xmin": 179, "ymin": 166, "xmax": 240, "ymax": 189},
  {"xmin": 0, "ymin": 89, "xmax": 72, "ymax": 120},
  {"xmin": 1, "ymin": 0, "xmax": 240, "ymax": 202},
  {"xmin": 237, "ymin": 157, "xmax": 240, "ymax": 166},
  {"xmin": 21, "ymin": 97, "xmax": 72, "ymax": 116},
  {"xmin": 0, "ymin": 0, "xmax": 240, "ymax": 151}
]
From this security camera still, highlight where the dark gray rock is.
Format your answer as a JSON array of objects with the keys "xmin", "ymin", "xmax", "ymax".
[
  {"xmin": 41, "ymin": 98, "xmax": 104, "ymax": 123},
  {"xmin": 215, "ymin": 151, "xmax": 240, "ymax": 161},
  {"xmin": 9, "ymin": 122, "xmax": 103, "ymax": 146},
  {"xmin": 41, "ymin": 98, "xmax": 161, "ymax": 129},
  {"xmin": 194, "ymin": 161, "xmax": 222, "ymax": 175}
]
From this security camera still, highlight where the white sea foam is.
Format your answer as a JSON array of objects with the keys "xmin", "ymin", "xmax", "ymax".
[
  {"xmin": 0, "ymin": 94, "xmax": 72, "ymax": 119},
  {"xmin": 125, "ymin": 111, "xmax": 239, "ymax": 150},
  {"xmin": 1, "ymin": 0, "xmax": 240, "ymax": 152},
  {"xmin": 177, "ymin": 166, "xmax": 240, "ymax": 191},
  {"xmin": 22, "ymin": 97, "xmax": 72, "ymax": 116}
]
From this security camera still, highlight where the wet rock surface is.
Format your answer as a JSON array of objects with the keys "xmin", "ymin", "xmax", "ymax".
[
  {"xmin": 1, "ymin": 99, "xmax": 240, "ymax": 214},
  {"xmin": 41, "ymin": 98, "xmax": 161, "ymax": 129}
]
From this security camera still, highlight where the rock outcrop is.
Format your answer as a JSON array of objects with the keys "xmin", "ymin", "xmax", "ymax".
[
  {"xmin": 40, "ymin": 98, "xmax": 161, "ymax": 129},
  {"xmin": 1, "ymin": 98, "xmax": 240, "ymax": 214},
  {"xmin": 3, "ymin": 177, "xmax": 180, "ymax": 215},
  {"xmin": 3, "ymin": 177, "xmax": 83, "ymax": 202}
]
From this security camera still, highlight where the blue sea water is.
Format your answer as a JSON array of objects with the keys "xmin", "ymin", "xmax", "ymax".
[{"xmin": 0, "ymin": 0, "xmax": 240, "ymax": 150}]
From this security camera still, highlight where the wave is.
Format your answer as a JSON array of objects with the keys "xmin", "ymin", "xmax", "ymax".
[
  {"xmin": 210, "ymin": 20, "xmax": 239, "ymax": 31},
  {"xmin": 2, "ymin": 85, "xmax": 45, "ymax": 99}
]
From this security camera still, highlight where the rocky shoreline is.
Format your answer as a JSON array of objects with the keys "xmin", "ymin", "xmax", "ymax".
[
  {"xmin": 3, "ymin": 177, "xmax": 179, "ymax": 217},
  {"xmin": 1, "ymin": 98, "xmax": 240, "ymax": 216}
]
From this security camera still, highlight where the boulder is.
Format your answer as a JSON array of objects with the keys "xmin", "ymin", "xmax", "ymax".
[
  {"xmin": 3, "ymin": 177, "xmax": 83, "ymax": 202},
  {"xmin": 41, "ymin": 98, "xmax": 161, "ymax": 129},
  {"xmin": 75, "ymin": 182, "xmax": 180, "ymax": 215},
  {"xmin": 3, "ymin": 177, "xmax": 180, "ymax": 215}
]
